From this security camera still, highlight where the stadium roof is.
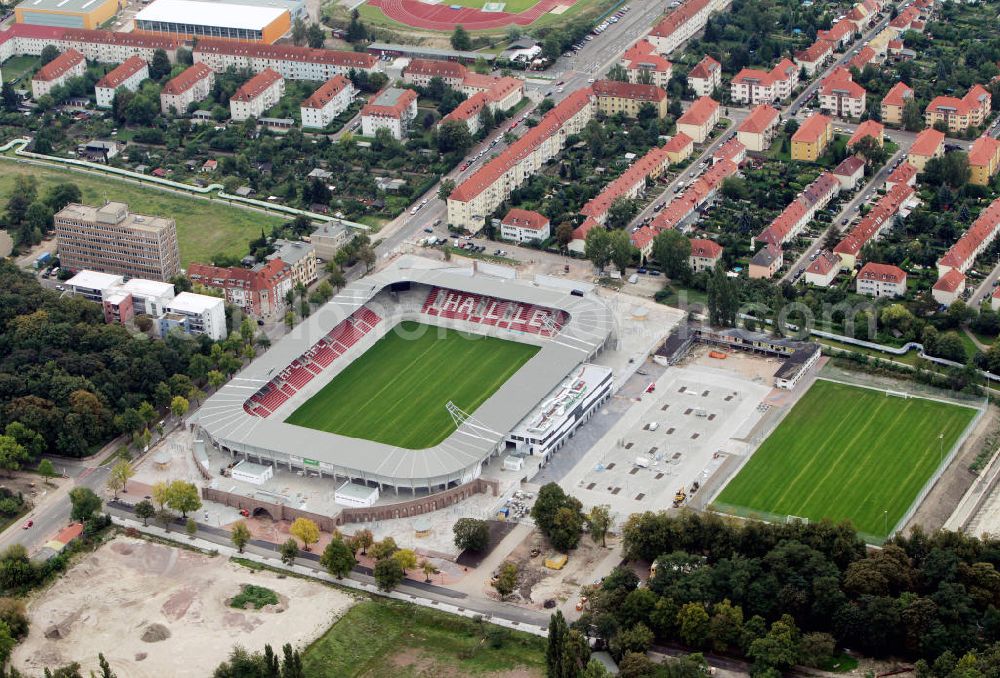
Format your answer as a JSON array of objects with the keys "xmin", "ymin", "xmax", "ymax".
[
  {"xmin": 193, "ymin": 256, "xmax": 613, "ymax": 486},
  {"xmin": 136, "ymin": 0, "xmax": 286, "ymax": 30}
]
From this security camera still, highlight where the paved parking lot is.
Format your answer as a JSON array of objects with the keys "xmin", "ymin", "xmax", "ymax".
[{"xmin": 558, "ymin": 361, "xmax": 774, "ymax": 521}]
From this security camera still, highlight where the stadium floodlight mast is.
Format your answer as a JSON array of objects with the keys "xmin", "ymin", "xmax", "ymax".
[{"xmin": 446, "ymin": 401, "xmax": 503, "ymax": 442}]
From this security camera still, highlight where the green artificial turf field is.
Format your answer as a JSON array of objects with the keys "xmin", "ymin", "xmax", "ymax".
[
  {"xmin": 714, "ymin": 380, "xmax": 977, "ymax": 540},
  {"xmin": 284, "ymin": 321, "xmax": 539, "ymax": 449}
]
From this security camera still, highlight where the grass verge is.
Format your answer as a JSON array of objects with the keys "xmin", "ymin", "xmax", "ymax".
[{"xmin": 302, "ymin": 599, "xmax": 545, "ymax": 678}]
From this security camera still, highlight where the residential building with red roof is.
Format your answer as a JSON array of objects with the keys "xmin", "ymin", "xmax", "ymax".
[
  {"xmin": 885, "ymin": 160, "xmax": 917, "ymax": 190},
  {"xmin": 937, "ymin": 198, "xmax": 1000, "ymax": 277},
  {"xmin": 676, "ymin": 96, "xmax": 720, "ymax": 143},
  {"xmin": 713, "ymin": 138, "xmax": 745, "ymax": 165},
  {"xmin": 804, "ymin": 249, "xmax": 842, "ymax": 287},
  {"xmin": 749, "ymin": 243, "xmax": 783, "ymax": 279},
  {"xmin": 880, "ymin": 81, "xmax": 913, "ymax": 125},
  {"xmin": 447, "ymin": 88, "xmax": 595, "ymax": 232},
  {"xmin": 689, "ymin": 238, "xmax": 722, "ymax": 272},
  {"xmin": 737, "ymin": 104, "xmax": 780, "ymax": 152},
  {"xmin": 94, "ymin": 55, "xmax": 148, "ymax": 109},
  {"xmin": 818, "ymin": 20, "xmax": 857, "ymax": 49},
  {"xmin": 31, "ymin": 48, "xmax": 85, "ymax": 99},
  {"xmin": 647, "ymin": 0, "xmax": 733, "ymax": 56},
  {"xmin": 730, "ymin": 58, "xmax": 799, "ymax": 105},
  {"xmin": 402, "ymin": 59, "xmax": 524, "ymax": 112},
  {"xmin": 908, "ymin": 128, "xmax": 945, "ymax": 171},
  {"xmin": 361, "ymin": 87, "xmax": 418, "ymax": 139},
  {"xmin": 933, "ymin": 268, "xmax": 966, "ymax": 307},
  {"xmin": 230, "ymin": 68, "xmax": 284, "ymax": 121},
  {"xmin": 620, "ymin": 39, "xmax": 673, "ymax": 88},
  {"xmin": 592, "ymin": 80, "xmax": 668, "ymax": 118},
  {"xmin": 188, "ymin": 259, "xmax": 293, "ymax": 318},
  {"xmin": 756, "ymin": 172, "xmax": 840, "ymax": 247},
  {"xmin": 301, "ymin": 75, "xmax": 356, "ymax": 129},
  {"xmin": 925, "ymin": 84, "xmax": 992, "ymax": 133},
  {"xmin": 848, "ymin": 45, "xmax": 877, "ymax": 72},
  {"xmin": 161, "ymin": 63, "xmax": 214, "ymax": 115},
  {"xmin": 441, "ymin": 92, "xmax": 492, "ymax": 135},
  {"xmin": 687, "ymin": 54, "xmax": 721, "ymax": 97},
  {"xmin": 663, "ymin": 132, "xmax": 694, "ymax": 164},
  {"xmin": 575, "ymin": 145, "xmax": 672, "ymax": 243},
  {"xmin": 969, "ymin": 135, "xmax": 1000, "ymax": 186},
  {"xmin": 833, "ymin": 155, "xmax": 866, "ymax": 190},
  {"xmin": 857, "ymin": 262, "xmax": 907, "ymax": 297},
  {"xmin": 500, "ymin": 209, "xmax": 550, "ymax": 243},
  {"xmin": 791, "ymin": 113, "xmax": 833, "ymax": 161},
  {"xmin": 794, "ymin": 39, "xmax": 834, "ymax": 76},
  {"xmin": 819, "ymin": 69, "xmax": 867, "ymax": 118},
  {"xmin": 193, "ymin": 39, "xmax": 378, "ymax": 83},
  {"xmin": 848, "ymin": 120, "xmax": 884, "ymax": 148},
  {"xmin": 834, "ymin": 183, "xmax": 917, "ymax": 268},
  {"xmin": 402, "ymin": 58, "xmax": 466, "ymax": 88},
  {"xmin": 0, "ymin": 24, "xmax": 181, "ymax": 65}
]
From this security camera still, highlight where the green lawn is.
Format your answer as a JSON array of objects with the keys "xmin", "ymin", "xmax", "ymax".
[
  {"xmin": 0, "ymin": 162, "xmax": 284, "ymax": 267},
  {"xmin": 302, "ymin": 599, "xmax": 546, "ymax": 677},
  {"xmin": 357, "ymin": 0, "xmax": 616, "ymax": 34},
  {"xmin": 714, "ymin": 379, "xmax": 977, "ymax": 540},
  {"xmin": 0, "ymin": 56, "xmax": 39, "ymax": 83},
  {"xmin": 284, "ymin": 321, "xmax": 539, "ymax": 449}
]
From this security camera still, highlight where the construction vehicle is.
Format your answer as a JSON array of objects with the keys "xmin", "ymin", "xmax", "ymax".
[{"xmin": 672, "ymin": 488, "xmax": 687, "ymax": 508}]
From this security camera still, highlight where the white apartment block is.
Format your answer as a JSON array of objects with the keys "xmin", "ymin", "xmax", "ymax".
[
  {"xmin": 31, "ymin": 48, "xmax": 86, "ymax": 99},
  {"xmin": 193, "ymin": 40, "xmax": 380, "ymax": 82},
  {"xmin": 646, "ymin": 0, "xmax": 733, "ymax": 56},
  {"xmin": 300, "ymin": 75, "xmax": 356, "ymax": 129},
  {"xmin": 95, "ymin": 56, "xmax": 148, "ymax": 109},
  {"xmin": 230, "ymin": 68, "xmax": 284, "ymax": 121},
  {"xmin": 160, "ymin": 63, "xmax": 215, "ymax": 115},
  {"xmin": 162, "ymin": 292, "xmax": 227, "ymax": 341},
  {"xmin": 361, "ymin": 87, "xmax": 418, "ymax": 140},
  {"xmin": 729, "ymin": 60, "xmax": 798, "ymax": 105}
]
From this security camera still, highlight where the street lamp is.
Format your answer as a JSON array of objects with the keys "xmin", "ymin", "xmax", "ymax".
[{"xmin": 883, "ymin": 510, "xmax": 888, "ymax": 536}]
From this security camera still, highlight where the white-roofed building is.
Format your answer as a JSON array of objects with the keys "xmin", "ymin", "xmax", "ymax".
[
  {"xmin": 160, "ymin": 292, "xmax": 227, "ymax": 340},
  {"xmin": 134, "ymin": 0, "xmax": 291, "ymax": 43},
  {"xmin": 65, "ymin": 270, "xmax": 124, "ymax": 302},
  {"xmin": 119, "ymin": 277, "xmax": 176, "ymax": 317}
]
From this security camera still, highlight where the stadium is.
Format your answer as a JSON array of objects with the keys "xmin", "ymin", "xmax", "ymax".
[{"xmin": 193, "ymin": 257, "xmax": 615, "ymax": 498}]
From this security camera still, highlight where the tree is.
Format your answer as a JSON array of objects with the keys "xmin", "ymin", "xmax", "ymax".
[
  {"xmin": 707, "ymin": 265, "xmax": 739, "ymax": 327},
  {"xmin": 606, "ymin": 197, "xmax": 637, "ymax": 231},
  {"xmin": 709, "ymin": 599, "xmax": 744, "ymax": 653},
  {"xmin": 453, "ymin": 517, "xmax": 490, "ymax": 552},
  {"xmin": 747, "ymin": 615, "xmax": 800, "ymax": 673},
  {"xmin": 610, "ymin": 623, "xmax": 653, "ymax": 661},
  {"xmin": 292, "ymin": 17, "xmax": 308, "ymax": 45},
  {"xmin": 542, "ymin": 32, "xmax": 562, "ymax": 61},
  {"xmin": 585, "ymin": 227, "xmax": 613, "ymax": 271},
  {"xmin": 40, "ymin": 45, "xmax": 59, "ymax": 66},
  {"xmin": 0, "ymin": 82, "xmax": 18, "ymax": 112},
  {"xmin": 607, "ymin": 229, "xmax": 636, "ymax": 274},
  {"xmin": 0, "ymin": 437, "xmax": 28, "ymax": 477},
  {"xmin": 165, "ymin": 480, "xmax": 201, "ymax": 518},
  {"xmin": 798, "ymin": 631, "xmax": 836, "ymax": 668},
  {"xmin": 373, "ymin": 557, "xmax": 405, "ymax": 591},
  {"xmin": 37, "ymin": 459, "xmax": 56, "ymax": 485},
  {"xmin": 451, "ymin": 25, "xmax": 471, "ymax": 51},
  {"xmin": 45, "ymin": 183, "xmax": 81, "ymax": 213},
  {"xmin": 150, "ymin": 49, "xmax": 171, "ymax": 80},
  {"xmin": 547, "ymin": 610, "xmax": 570, "ymax": 677},
  {"xmin": 438, "ymin": 179, "xmax": 456, "ymax": 201},
  {"xmin": 393, "ymin": 548, "xmax": 417, "ymax": 575},
  {"xmin": 151, "ymin": 481, "xmax": 170, "ymax": 510},
  {"xmin": 279, "ymin": 538, "xmax": 299, "ymax": 565},
  {"xmin": 106, "ymin": 459, "xmax": 134, "ymax": 500},
  {"xmin": 135, "ymin": 499, "xmax": 155, "ymax": 526},
  {"xmin": 290, "ymin": 517, "xmax": 320, "ymax": 551},
  {"xmin": 852, "ymin": 135, "xmax": 888, "ymax": 167},
  {"xmin": 437, "ymin": 120, "xmax": 474, "ymax": 154},
  {"xmin": 353, "ymin": 528, "xmax": 374, "ymax": 555},
  {"xmin": 320, "ymin": 538, "xmax": 356, "ymax": 579},
  {"xmin": 677, "ymin": 602, "xmax": 711, "ymax": 648},
  {"xmin": 420, "ymin": 559, "xmax": 436, "ymax": 583},
  {"xmin": 69, "ymin": 487, "xmax": 101, "ymax": 523},
  {"xmin": 902, "ymin": 98, "xmax": 923, "ymax": 131},
  {"xmin": 346, "ymin": 8, "xmax": 367, "ymax": 42},
  {"xmin": 0, "ymin": 621, "xmax": 14, "ymax": 668},
  {"xmin": 652, "ymin": 230, "xmax": 692, "ymax": 280},
  {"xmin": 494, "ymin": 561, "xmax": 518, "ymax": 599},
  {"xmin": 607, "ymin": 64, "xmax": 629, "ymax": 82},
  {"xmin": 532, "ymin": 484, "xmax": 585, "ymax": 552},
  {"xmin": 231, "ymin": 521, "xmax": 251, "ymax": 553},
  {"xmin": 556, "ymin": 223, "xmax": 574, "ymax": 249},
  {"xmin": 587, "ymin": 505, "xmax": 612, "ymax": 547}
]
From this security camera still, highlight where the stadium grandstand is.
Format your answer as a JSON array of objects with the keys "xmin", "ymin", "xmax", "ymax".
[{"xmin": 193, "ymin": 257, "xmax": 614, "ymax": 494}]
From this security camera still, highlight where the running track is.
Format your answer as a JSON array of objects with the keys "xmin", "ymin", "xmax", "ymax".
[{"xmin": 368, "ymin": 0, "xmax": 581, "ymax": 30}]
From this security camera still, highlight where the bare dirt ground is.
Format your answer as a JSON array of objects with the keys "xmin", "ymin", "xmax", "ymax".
[
  {"xmin": 12, "ymin": 537, "xmax": 356, "ymax": 677},
  {"xmin": 490, "ymin": 529, "xmax": 610, "ymax": 608}
]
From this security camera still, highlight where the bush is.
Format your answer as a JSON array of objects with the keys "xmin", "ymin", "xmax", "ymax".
[{"xmin": 230, "ymin": 584, "xmax": 279, "ymax": 609}]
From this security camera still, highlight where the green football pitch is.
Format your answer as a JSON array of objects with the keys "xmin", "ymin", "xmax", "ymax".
[
  {"xmin": 284, "ymin": 321, "xmax": 539, "ymax": 449},
  {"xmin": 714, "ymin": 380, "xmax": 977, "ymax": 540}
]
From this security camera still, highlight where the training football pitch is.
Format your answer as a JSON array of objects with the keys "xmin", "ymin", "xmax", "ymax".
[
  {"xmin": 713, "ymin": 380, "xmax": 977, "ymax": 540},
  {"xmin": 284, "ymin": 321, "xmax": 539, "ymax": 449}
]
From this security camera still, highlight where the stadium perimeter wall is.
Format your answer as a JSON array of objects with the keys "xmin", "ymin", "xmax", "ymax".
[{"xmin": 203, "ymin": 477, "xmax": 499, "ymax": 527}]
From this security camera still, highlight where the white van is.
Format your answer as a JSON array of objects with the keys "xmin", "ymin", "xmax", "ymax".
[{"xmin": 648, "ymin": 422, "xmax": 659, "ymax": 431}]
